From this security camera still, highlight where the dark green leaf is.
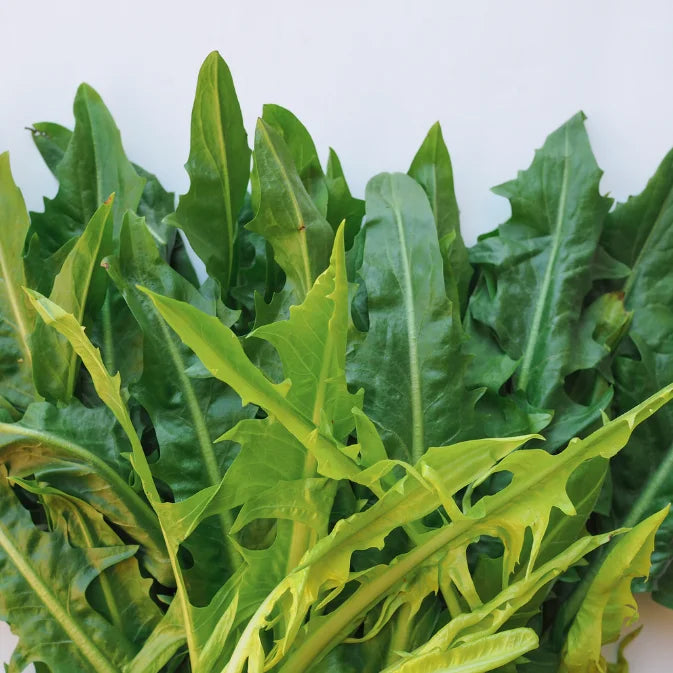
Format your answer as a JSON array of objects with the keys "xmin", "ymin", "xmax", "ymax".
[
  {"xmin": 598, "ymin": 148, "xmax": 673, "ymax": 605},
  {"xmin": 467, "ymin": 113, "xmax": 613, "ymax": 449},
  {"xmin": 348, "ymin": 172, "xmax": 476, "ymax": 462},
  {"xmin": 29, "ymin": 84, "xmax": 145, "ymax": 253},
  {"xmin": 326, "ymin": 147, "xmax": 364, "ymax": 250},
  {"xmin": 0, "ymin": 400, "xmax": 170, "ymax": 584},
  {"xmin": 28, "ymin": 122, "xmax": 72, "ymax": 175},
  {"xmin": 10, "ymin": 477, "xmax": 162, "ymax": 649},
  {"xmin": 106, "ymin": 212, "xmax": 254, "ymax": 588}
]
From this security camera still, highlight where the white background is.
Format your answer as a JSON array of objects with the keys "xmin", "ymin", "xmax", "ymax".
[{"xmin": 1, "ymin": 0, "xmax": 673, "ymax": 669}]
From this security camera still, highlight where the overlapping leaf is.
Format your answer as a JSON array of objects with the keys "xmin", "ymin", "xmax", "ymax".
[
  {"xmin": 106, "ymin": 212, "xmax": 253, "ymax": 592},
  {"xmin": 24, "ymin": 291, "xmax": 245, "ymax": 673},
  {"xmin": 269, "ymin": 385, "xmax": 672, "ymax": 673},
  {"xmin": 29, "ymin": 84, "xmax": 145, "ymax": 252},
  {"xmin": 0, "ymin": 400, "xmax": 170, "ymax": 584},
  {"xmin": 325, "ymin": 148, "xmax": 365, "ymax": 250},
  {"xmin": 262, "ymin": 104, "xmax": 328, "ymax": 216},
  {"xmin": 29, "ymin": 120, "xmax": 178, "ymax": 260},
  {"xmin": 9, "ymin": 477, "xmax": 162, "ymax": 649},
  {"xmin": 143, "ymin": 227, "xmax": 361, "ymax": 607}
]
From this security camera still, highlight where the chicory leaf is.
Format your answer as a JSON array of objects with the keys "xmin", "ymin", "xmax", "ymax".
[
  {"xmin": 173, "ymin": 51, "xmax": 250, "ymax": 296},
  {"xmin": 348, "ymin": 172, "xmax": 477, "ymax": 462}
]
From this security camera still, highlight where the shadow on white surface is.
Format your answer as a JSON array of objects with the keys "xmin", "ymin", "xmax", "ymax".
[{"xmin": 1, "ymin": 594, "xmax": 672, "ymax": 671}]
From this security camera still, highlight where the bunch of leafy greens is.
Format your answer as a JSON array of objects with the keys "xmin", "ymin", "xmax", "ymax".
[{"xmin": 0, "ymin": 51, "xmax": 672, "ymax": 673}]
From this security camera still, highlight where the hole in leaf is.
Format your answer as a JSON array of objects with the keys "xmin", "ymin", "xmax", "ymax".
[{"xmin": 236, "ymin": 517, "xmax": 277, "ymax": 550}]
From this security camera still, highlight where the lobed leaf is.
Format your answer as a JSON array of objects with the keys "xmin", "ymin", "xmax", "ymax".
[
  {"xmin": 467, "ymin": 112, "xmax": 613, "ymax": 448},
  {"xmin": 560, "ymin": 507, "xmax": 668, "ymax": 672}
]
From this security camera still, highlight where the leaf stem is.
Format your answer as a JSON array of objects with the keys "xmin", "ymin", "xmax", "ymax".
[{"xmin": 385, "ymin": 603, "xmax": 413, "ymax": 667}]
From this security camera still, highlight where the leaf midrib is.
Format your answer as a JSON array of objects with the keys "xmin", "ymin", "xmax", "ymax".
[
  {"xmin": 197, "ymin": 62, "xmax": 235, "ymax": 291},
  {"xmin": 0, "ymin": 244, "xmax": 32, "ymax": 368},
  {"xmin": 517, "ymin": 127, "xmax": 571, "ymax": 393},
  {"xmin": 0, "ymin": 519, "xmax": 120, "ymax": 673},
  {"xmin": 389, "ymin": 176, "xmax": 424, "ymax": 462}
]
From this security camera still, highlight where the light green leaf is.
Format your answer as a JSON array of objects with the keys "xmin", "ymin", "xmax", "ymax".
[
  {"xmin": 24, "ymin": 289, "xmax": 155, "ymax": 496},
  {"xmin": 140, "ymin": 286, "xmax": 360, "ymax": 483},
  {"xmin": 262, "ymin": 104, "xmax": 328, "ymax": 215},
  {"xmin": 408, "ymin": 122, "xmax": 472, "ymax": 314},
  {"xmin": 252, "ymin": 223, "xmax": 362, "ymax": 438},
  {"xmin": 0, "ymin": 152, "xmax": 36, "ymax": 411},
  {"xmin": 31, "ymin": 198, "xmax": 112, "ymax": 402},
  {"xmin": 382, "ymin": 628, "xmax": 538, "ymax": 673},
  {"xmin": 268, "ymin": 385, "xmax": 672, "ymax": 673},
  {"xmin": 560, "ymin": 507, "xmax": 668, "ymax": 673},
  {"xmin": 174, "ymin": 51, "xmax": 250, "ymax": 295},
  {"xmin": 222, "ymin": 434, "xmax": 533, "ymax": 673},
  {"xmin": 247, "ymin": 118, "xmax": 334, "ymax": 302}
]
